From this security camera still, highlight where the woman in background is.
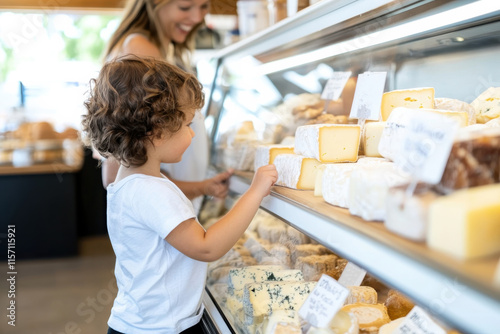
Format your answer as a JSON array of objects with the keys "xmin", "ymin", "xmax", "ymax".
[{"xmin": 97, "ymin": 0, "xmax": 231, "ymax": 213}]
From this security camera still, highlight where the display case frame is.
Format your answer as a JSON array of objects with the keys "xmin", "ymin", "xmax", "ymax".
[{"xmin": 202, "ymin": 0, "xmax": 500, "ymax": 333}]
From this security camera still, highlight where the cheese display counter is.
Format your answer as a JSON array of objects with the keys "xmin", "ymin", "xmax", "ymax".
[{"xmin": 199, "ymin": 0, "xmax": 500, "ymax": 333}]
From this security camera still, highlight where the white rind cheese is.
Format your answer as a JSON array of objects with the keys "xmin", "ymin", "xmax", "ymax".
[
  {"xmin": 434, "ymin": 97, "xmax": 476, "ymax": 125},
  {"xmin": 385, "ymin": 185, "xmax": 438, "ymax": 241},
  {"xmin": 254, "ymin": 144, "xmax": 294, "ymax": 171},
  {"xmin": 322, "ymin": 158, "xmax": 391, "ymax": 209},
  {"xmin": 274, "ymin": 154, "xmax": 321, "ymax": 190},
  {"xmin": 295, "ymin": 124, "xmax": 361, "ymax": 163},
  {"xmin": 348, "ymin": 163, "xmax": 411, "ymax": 221}
]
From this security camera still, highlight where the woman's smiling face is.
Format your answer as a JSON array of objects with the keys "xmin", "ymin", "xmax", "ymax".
[{"xmin": 157, "ymin": 0, "xmax": 210, "ymax": 44}]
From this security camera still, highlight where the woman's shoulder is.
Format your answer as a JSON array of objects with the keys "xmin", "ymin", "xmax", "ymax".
[{"xmin": 115, "ymin": 32, "xmax": 162, "ymax": 59}]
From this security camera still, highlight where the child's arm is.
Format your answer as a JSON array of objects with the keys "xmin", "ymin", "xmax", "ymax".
[
  {"xmin": 168, "ymin": 169, "xmax": 233, "ymax": 200},
  {"xmin": 165, "ymin": 165, "xmax": 278, "ymax": 262}
]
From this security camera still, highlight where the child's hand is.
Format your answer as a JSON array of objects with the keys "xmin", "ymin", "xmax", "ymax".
[
  {"xmin": 203, "ymin": 169, "xmax": 234, "ymax": 198},
  {"xmin": 249, "ymin": 165, "xmax": 278, "ymax": 198}
]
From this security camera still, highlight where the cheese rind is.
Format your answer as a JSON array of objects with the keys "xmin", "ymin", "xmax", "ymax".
[
  {"xmin": 295, "ymin": 124, "xmax": 361, "ymax": 163},
  {"xmin": 381, "ymin": 87, "xmax": 435, "ymax": 121},
  {"xmin": 434, "ymin": 97, "xmax": 476, "ymax": 125},
  {"xmin": 427, "ymin": 184, "xmax": 500, "ymax": 259},
  {"xmin": 341, "ymin": 303, "xmax": 391, "ymax": 333},
  {"xmin": 254, "ymin": 145, "xmax": 295, "ymax": 171},
  {"xmin": 471, "ymin": 87, "xmax": 500, "ymax": 123},
  {"xmin": 274, "ymin": 154, "xmax": 321, "ymax": 190}
]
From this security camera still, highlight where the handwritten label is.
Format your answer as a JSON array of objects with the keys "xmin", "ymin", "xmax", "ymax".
[
  {"xmin": 321, "ymin": 71, "xmax": 352, "ymax": 101},
  {"xmin": 338, "ymin": 262, "xmax": 367, "ymax": 287},
  {"xmin": 378, "ymin": 108, "xmax": 459, "ymax": 184},
  {"xmin": 394, "ymin": 306, "xmax": 446, "ymax": 334},
  {"xmin": 299, "ymin": 274, "xmax": 349, "ymax": 328},
  {"xmin": 349, "ymin": 72, "xmax": 387, "ymax": 120}
]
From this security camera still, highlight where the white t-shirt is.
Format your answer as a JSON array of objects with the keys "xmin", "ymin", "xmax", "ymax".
[
  {"xmin": 106, "ymin": 174, "xmax": 208, "ymax": 334},
  {"xmin": 162, "ymin": 111, "xmax": 209, "ymax": 214}
]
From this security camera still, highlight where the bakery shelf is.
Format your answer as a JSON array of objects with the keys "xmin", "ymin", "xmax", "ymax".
[{"xmin": 228, "ymin": 171, "xmax": 500, "ymax": 334}]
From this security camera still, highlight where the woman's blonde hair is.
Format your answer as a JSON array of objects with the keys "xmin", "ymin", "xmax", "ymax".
[{"xmin": 105, "ymin": 0, "xmax": 203, "ymax": 70}]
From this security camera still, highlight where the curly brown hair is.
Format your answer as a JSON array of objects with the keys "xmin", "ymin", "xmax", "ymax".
[{"xmin": 82, "ymin": 55, "xmax": 204, "ymax": 167}]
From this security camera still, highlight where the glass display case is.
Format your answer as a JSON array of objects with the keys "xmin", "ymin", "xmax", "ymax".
[{"xmin": 199, "ymin": 0, "xmax": 500, "ymax": 333}]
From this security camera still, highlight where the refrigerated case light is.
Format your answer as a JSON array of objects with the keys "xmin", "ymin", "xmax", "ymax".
[{"xmin": 255, "ymin": 0, "xmax": 500, "ymax": 76}]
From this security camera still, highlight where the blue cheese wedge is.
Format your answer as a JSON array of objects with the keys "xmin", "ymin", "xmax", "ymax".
[
  {"xmin": 471, "ymin": 87, "xmax": 500, "ymax": 124},
  {"xmin": 243, "ymin": 281, "xmax": 316, "ymax": 325}
]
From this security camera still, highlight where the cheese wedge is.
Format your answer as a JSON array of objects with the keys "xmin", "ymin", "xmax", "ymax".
[
  {"xmin": 471, "ymin": 87, "xmax": 500, "ymax": 123},
  {"xmin": 295, "ymin": 124, "xmax": 361, "ymax": 163},
  {"xmin": 363, "ymin": 121, "xmax": 386, "ymax": 157},
  {"xmin": 341, "ymin": 303, "xmax": 391, "ymax": 333},
  {"xmin": 254, "ymin": 144, "xmax": 295, "ymax": 170},
  {"xmin": 379, "ymin": 317, "xmax": 405, "ymax": 334},
  {"xmin": 274, "ymin": 154, "xmax": 321, "ymax": 190},
  {"xmin": 381, "ymin": 87, "xmax": 435, "ymax": 121},
  {"xmin": 427, "ymin": 184, "xmax": 500, "ymax": 259},
  {"xmin": 243, "ymin": 281, "xmax": 316, "ymax": 325},
  {"xmin": 434, "ymin": 97, "xmax": 476, "ymax": 125}
]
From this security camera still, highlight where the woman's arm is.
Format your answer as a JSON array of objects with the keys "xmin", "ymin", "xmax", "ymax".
[
  {"xmin": 168, "ymin": 170, "xmax": 233, "ymax": 200},
  {"xmin": 165, "ymin": 165, "xmax": 278, "ymax": 262}
]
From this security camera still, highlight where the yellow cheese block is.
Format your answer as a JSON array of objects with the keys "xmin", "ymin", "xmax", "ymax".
[
  {"xmin": 427, "ymin": 184, "xmax": 500, "ymax": 259},
  {"xmin": 363, "ymin": 121, "xmax": 386, "ymax": 157},
  {"xmin": 381, "ymin": 87, "xmax": 435, "ymax": 121},
  {"xmin": 422, "ymin": 108, "xmax": 469, "ymax": 127},
  {"xmin": 295, "ymin": 124, "xmax": 361, "ymax": 163},
  {"xmin": 341, "ymin": 303, "xmax": 391, "ymax": 332},
  {"xmin": 314, "ymin": 164, "xmax": 327, "ymax": 197}
]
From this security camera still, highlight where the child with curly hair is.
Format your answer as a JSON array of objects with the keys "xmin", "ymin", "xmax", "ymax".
[{"xmin": 81, "ymin": 56, "xmax": 278, "ymax": 334}]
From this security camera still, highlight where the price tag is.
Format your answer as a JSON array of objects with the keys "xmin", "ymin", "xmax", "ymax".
[
  {"xmin": 378, "ymin": 108, "xmax": 459, "ymax": 184},
  {"xmin": 299, "ymin": 274, "xmax": 349, "ymax": 328},
  {"xmin": 349, "ymin": 72, "xmax": 387, "ymax": 121},
  {"xmin": 337, "ymin": 262, "xmax": 367, "ymax": 287},
  {"xmin": 394, "ymin": 306, "xmax": 446, "ymax": 334},
  {"xmin": 321, "ymin": 71, "xmax": 352, "ymax": 101}
]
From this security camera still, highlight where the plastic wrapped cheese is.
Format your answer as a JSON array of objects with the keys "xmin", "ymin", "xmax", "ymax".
[{"xmin": 348, "ymin": 164, "xmax": 411, "ymax": 221}]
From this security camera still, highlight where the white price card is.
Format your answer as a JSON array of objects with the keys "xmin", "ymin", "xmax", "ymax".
[
  {"xmin": 321, "ymin": 71, "xmax": 352, "ymax": 101},
  {"xmin": 349, "ymin": 71, "xmax": 387, "ymax": 120},
  {"xmin": 393, "ymin": 306, "xmax": 446, "ymax": 334},
  {"xmin": 337, "ymin": 262, "xmax": 367, "ymax": 287},
  {"xmin": 299, "ymin": 274, "xmax": 349, "ymax": 328},
  {"xmin": 378, "ymin": 108, "xmax": 460, "ymax": 184}
]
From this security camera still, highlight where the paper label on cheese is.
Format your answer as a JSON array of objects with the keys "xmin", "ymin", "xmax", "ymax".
[
  {"xmin": 393, "ymin": 306, "xmax": 446, "ymax": 334},
  {"xmin": 379, "ymin": 107, "xmax": 459, "ymax": 184},
  {"xmin": 299, "ymin": 274, "xmax": 349, "ymax": 328},
  {"xmin": 350, "ymin": 72, "xmax": 387, "ymax": 121},
  {"xmin": 321, "ymin": 71, "xmax": 352, "ymax": 101},
  {"xmin": 337, "ymin": 262, "xmax": 367, "ymax": 287}
]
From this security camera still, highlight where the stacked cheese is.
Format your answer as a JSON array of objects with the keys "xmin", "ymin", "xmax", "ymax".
[
  {"xmin": 254, "ymin": 144, "xmax": 294, "ymax": 171},
  {"xmin": 381, "ymin": 87, "xmax": 435, "ymax": 121}
]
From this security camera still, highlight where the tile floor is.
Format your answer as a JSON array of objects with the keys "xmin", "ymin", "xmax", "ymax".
[{"xmin": 0, "ymin": 235, "xmax": 116, "ymax": 334}]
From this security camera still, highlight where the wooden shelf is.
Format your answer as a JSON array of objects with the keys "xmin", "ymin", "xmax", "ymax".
[{"xmin": 229, "ymin": 171, "xmax": 500, "ymax": 333}]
